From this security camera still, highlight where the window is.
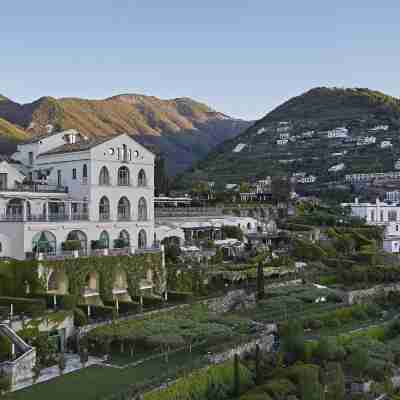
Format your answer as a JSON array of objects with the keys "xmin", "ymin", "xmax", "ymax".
[
  {"xmin": 118, "ymin": 166, "xmax": 130, "ymax": 186},
  {"xmin": 370, "ymin": 210, "xmax": 375, "ymax": 222},
  {"xmin": 99, "ymin": 231, "xmax": 110, "ymax": 249},
  {"xmin": 123, "ymin": 144, "xmax": 128, "ymax": 162},
  {"xmin": 0, "ymin": 173, "xmax": 7, "ymax": 190},
  {"xmin": 380, "ymin": 210, "xmax": 384, "ymax": 222},
  {"xmin": 134, "ymin": 150, "xmax": 139, "ymax": 158},
  {"xmin": 72, "ymin": 168, "xmax": 77, "ymax": 180},
  {"xmin": 32, "ymin": 231, "xmax": 56, "ymax": 255},
  {"xmin": 119, "ymin": 230, "xmax": 130, "ymax": 247},
  {"xmin": 99, "ymin": 196, "xmax": 110, "ymax": 220},
  {"xmin": 0, "ymin": 242, "xmax": 2, "ymax": 253},
  {"xmin": 83, "ymin": 164, "xmax": 88, "ymax": 178},
  {"xmin": 128, "ymin": 150, "xmax": 132, "ymax": 161},
  {"xmin": 66, "ymin": 230, "xmax": 87, "ymax": 254},
  {"xmin": 138, "ymin": 169, "xmax": 147, "ymax": 187},
  {"xmin": 109, "ymin": 148, "xmax": 115, "ymax": 155},
  {"xmin": 138, "ymin": 197, "xmax": 148, "ymax": 221},
  {"xmin": 29, "ymin": 152, "xmax": 34, "ymax": 166},
  {"xmin": 138, "ymin": 229, "xmax": 147, "ymax": 249},
  {"xmin": 389, "ymin": 210, "xmax": 397, "ymax": 222},
  {"xmin": 117, "ymin": 197, "xmax": 131, "ymax": 221},
  {"xmin": 99, "ymin": 166, "xmax": 110, "ymax": 185},
  {"xmin": 117, "ymin": 148, "xmax": 121, "ymax": 160},
  {"xmin": 57, "ymin": 170, "xmax": 62, "ymax": 186}
]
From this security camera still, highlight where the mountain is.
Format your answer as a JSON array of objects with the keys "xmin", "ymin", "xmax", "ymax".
[
  {"xmin": 177, "ymin": 87, "xmax": 400, "ymax": 187},
  {"xmin": 0, "ymin": 94, "xmax": 251, "ymax": 174}
]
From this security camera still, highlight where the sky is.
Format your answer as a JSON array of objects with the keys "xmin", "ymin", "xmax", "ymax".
[{"xmin": 1, "ymin": 1, "xmax": 400, "ymax": 120}]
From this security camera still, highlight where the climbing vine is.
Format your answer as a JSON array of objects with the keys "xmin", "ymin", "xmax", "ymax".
[{"xmin": 42, "ymin": 253, "xmax": 164, "ymax": 303}]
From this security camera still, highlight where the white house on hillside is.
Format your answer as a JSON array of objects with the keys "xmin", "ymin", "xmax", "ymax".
[{"xmin": 0, "ymin": 130, "xmax": 156, "ymax": 260}]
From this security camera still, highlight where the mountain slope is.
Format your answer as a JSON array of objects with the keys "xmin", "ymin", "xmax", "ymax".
[
  {"xmin": 177, "ymin": 87, "xmax": 400, "ymax": 187},
  {"xmin": 0, "ymin": 94, "xmax": 251, "ymax": 174}
]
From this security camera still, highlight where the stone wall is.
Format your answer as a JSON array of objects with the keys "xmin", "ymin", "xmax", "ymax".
[
  {"xmin": 345, "ymin": 283, "xmax": 400, "ymax": 305},
  {"xmin": 208, "ymin": 332, "xmax": 275, "ymax": 364},
  {"xmin": 0, "ymin": 348, "xmax": 36, "ymax": 387}
]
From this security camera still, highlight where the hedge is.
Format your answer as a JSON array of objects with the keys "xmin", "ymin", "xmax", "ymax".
[
  {"xmin": 30, "ymin": 293, "xmax": 77, "ymax": 310},
  {"xmin": 144, "ymin": 359, "xmax": 253, "ymax": 400},
  {"xmin": 77, "ymin": 304, "xmax": 115, "ymax": 320},
  {"xmin": 104, "ymin": 301, "xmax": 140, "ymax": 315},
  {"xmin": 0, "ymin": 296, "xmax": 46, "ymax": 316},
  {"xmin": 131, "ymin": 296, "xmax": 165, "ymax": 308},
  {"xmin": 167, "ymin": 291, "xmax": 195, "ymax": 303}
]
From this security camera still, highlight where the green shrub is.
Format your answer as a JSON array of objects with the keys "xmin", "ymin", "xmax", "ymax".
[
  {"xmin": 0, "ymin": 296, "xmax": 46, "ymax": 317},
  {"xmin": 62, "ymin": 240, "xmax": 81, "ymax": 251},
  {"xmin": 167, "ymin": 291, "xmax": 194, "ymax": 303},
  {"xmin": 74, "ymin": 307, "xmax": 88, "ymax": 327}
]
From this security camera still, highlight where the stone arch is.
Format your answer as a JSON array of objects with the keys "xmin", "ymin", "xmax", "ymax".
[
  {"xmin": 66, "ymin": 230, "xmax": 88, "ymax": 254},
  {"xmin": 32, "ymin": 231, "xmax": 57, "ymax": 255},
  {"xmin": 99, "ymin": 230, "xmax": 110, "ymax": 248},
  {"xmin": 47, "ymin": 269, "xmax": 69, "ymax": 295}
]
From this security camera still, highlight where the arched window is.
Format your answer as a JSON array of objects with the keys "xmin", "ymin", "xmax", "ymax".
[
  {"xmin": 99, "ymin": 231, "xmax": 110, "ymax": 249},
  {"xmin": 117, "ymin": 197, "xmax": 131, "ymax": 221},
  {"xmin": 118, "ymin": 166, "xmax": 130, "ymax": 186},
  {"xmin": 66, "ymin": 230, "xmax": 87, "ymax": 254},
  {"xmin": 99, "ymin": 196, "xmax": 110, "ymax": 220},
  {"xmin": 138, "ymin": 197, "xmax": 148, "ymax": 221},
  {"xmin": 32, "ymin": 231, "xmax": 57, "ymax": 255},
  {"xmin": 138, "ymin": 229, "xmax": 147, "ymax": 249},
  {"xmin": 6, "ymin": 199, "xmax": 24, "ymax": 220},
  {"xmin": 138, "ymin": 169, "xmax": 147, "ymax": 187},
  {"xmin": 119, "ymin": 230, "xmax": 130, "ymax": 247},
  {"xmin": 99, "ymin": 166, "xmax": 110, "ymax": 185}
]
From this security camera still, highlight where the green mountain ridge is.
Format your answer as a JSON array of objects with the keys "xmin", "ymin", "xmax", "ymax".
[{"xmin": 178, "ymin": 87, "xmax": 400, "ymax": 187}]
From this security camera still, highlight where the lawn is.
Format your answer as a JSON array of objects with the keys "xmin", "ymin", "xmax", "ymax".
[{"xmin": 6, "ymin": 347, "xmax": 208, "ymax": 400}]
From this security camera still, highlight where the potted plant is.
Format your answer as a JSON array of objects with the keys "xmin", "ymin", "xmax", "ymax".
[
  {"xmin": 62, "ymin": 240, "xmax": 81, "ymax": 257},
  {"xmin": 113, "ymin": 239, "xmax": 128, "ymax": 249}
]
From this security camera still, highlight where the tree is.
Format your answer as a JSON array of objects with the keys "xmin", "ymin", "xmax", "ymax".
[
  {"xmin": 271, "ymin": 176, "xmax": 291, "ymax": 204},
  {"xmin": 0, "ymin": 372, "xmax": 10, "ymax": 396},
  {"xmin": 233, "ymin": 353, "xmax": 240, "ymax": 397},
  {"xmin": 298, "ymin": 365, "xmax": 323, "ymax": 400},
  {"xmin": 324, "ymin": 362, "xmax": 345, "ymax": 400},
  {"xmin": 257, "ymin": 263, "xmax": 265, "ymax": 301},
  {"xmin": 348, "ymin": 346, "xmax": 368, "ymax": 378},
  {"xmin": 255, "ymin": 344, "xmax": 262, "ymax": 385}
]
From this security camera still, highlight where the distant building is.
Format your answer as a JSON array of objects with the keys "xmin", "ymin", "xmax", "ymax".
[
  {"xmin": 327, "ymin": 127, "xmax": 348, "ymax": 139},
  {"xmin": 256, "ymin": 127, "xmax": 267, "ymax": 135},
  {"xmin": 343, "ymin": 198, "xmax": 400, "ymax": 253},
  {"xmin": 277, "ymin": 139, "xmax": 288, "ymax": 145},
  {"xmin": 395, "ymin": 160, "xmax": 400, "ymax": 170},
  {"xmin": 357, "ymin": 136, "xmax": 376, "ymax": 146},
  {"xmin": 369, "ymin": 125, "xmax": 389, "ymax": 132},
  {"xmin": 301, "ymin": 130, "xmax": 314, "ymax": 138},
  {"xmin": 380, "ymin": 140, "xmax": 392, "ymax": 149},
  {"xmin": 276, "ymin": 121, "xmax": 291, "ymax": 133},
  {"xmin": 298, "ymin": 175, "xmax": 317, "ymax": 184},
  {"xmin": 232, "ymin": 143, "xmax": 247, "ymax": 153},
  {"xmin": 279, "ymin": 133, "xmax": 290, "ymax": 140},
  {"xmin": 345, "ymin": 172, "xmax": 400, "ymax": 183},
  {"xmin": 385, "ymin": 190, "xmax": 400, "ymax": 203},
  {"xmin": 328, "ymin": 163, "xmax": 345, "ymax": 172}
]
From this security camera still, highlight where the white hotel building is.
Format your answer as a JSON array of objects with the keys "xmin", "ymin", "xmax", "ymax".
[
  {"xmin": 343, "ymin": 198, "xmax": 400, "ymax": 253},
  {"xmin": 0, "ymin": 130, "xmax": 156, "ymax": 260}
]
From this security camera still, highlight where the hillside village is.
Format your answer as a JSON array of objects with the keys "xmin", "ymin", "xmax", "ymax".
[{"xmin": 3, "ymin": 88, "xmax": 400, "ymax": 400}]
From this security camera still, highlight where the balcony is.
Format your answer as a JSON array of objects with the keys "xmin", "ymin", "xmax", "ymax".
[
  {"xmin": 0, "ymin": 213, "xmax": 89, "ymax": 223},
  {"xmin": 135, "ymin": 243, "xmax": 162, "ymax": 255},
  {"xmin": 0, "ymin": 183, "xmax": 68, "ymax": 194}
]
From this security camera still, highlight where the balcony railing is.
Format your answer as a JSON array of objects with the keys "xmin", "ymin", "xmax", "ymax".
[
  {"xmin": 0, "ymin": 213, "xmax": 89, "ymax": 222},
  {"xmin": 0, "ymin": 183, "xmax": 68, "ymax": 194},
  {"xmin": 135, "ymin": 243, "xmax": 162, "ymax": 254}
]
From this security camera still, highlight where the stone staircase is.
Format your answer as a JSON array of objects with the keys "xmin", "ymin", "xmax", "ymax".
[{"xmin": 0, "ymin": 324, "xmax": 36, "ymax": 387}]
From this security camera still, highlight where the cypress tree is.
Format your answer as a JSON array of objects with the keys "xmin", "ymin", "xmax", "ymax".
[
  {"xmin": 257, "ymin": 262, "xmax": 265, "ymax": 300},
  {"xmin": 233, "ymin": 353, "xmax": 240, "ymax": 397}
]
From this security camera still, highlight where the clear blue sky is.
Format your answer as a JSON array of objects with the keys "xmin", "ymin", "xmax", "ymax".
[{"xmin": 1, "ymin": 1, "xmax": 400, "ymax": 120}]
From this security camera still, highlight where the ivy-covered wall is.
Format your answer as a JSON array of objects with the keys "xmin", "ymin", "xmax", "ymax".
[
  {"xmin": 42, "ymin": 253, "xmax": 164, "ymax": 303},
  {"xmin": 0, "ymin": 260, "xmax": 42, "ymax": 297}
]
